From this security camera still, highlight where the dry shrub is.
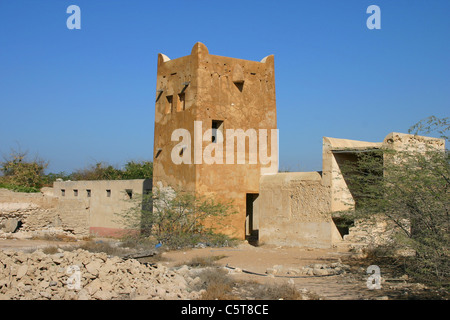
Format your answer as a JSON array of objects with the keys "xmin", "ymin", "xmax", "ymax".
[
  {"xmin": 201, "ymin": 281, "xmax": 238, "ymax": 300},
  {"xmin": 194, "ymin": 268, "xmax": 238, "ymax": 300}
]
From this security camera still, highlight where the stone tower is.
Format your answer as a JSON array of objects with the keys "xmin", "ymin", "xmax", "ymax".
[{"xmin": 152, "ymin": 42, "xmax": 278, "ymax": 239}]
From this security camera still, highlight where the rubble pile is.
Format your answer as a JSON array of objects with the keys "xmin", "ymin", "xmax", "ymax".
[{"xmin": 0, "ymin": 248, "xmax": 202, "ymax": 300}]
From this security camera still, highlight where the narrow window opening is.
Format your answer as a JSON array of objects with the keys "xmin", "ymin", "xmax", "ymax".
[
  {"xmin": 61, "ymin": 189, "xmax": 65, "ymax": 197},
  {"xmin": 73, "ymin": 189, "xmax": 78, "ymax": 197},
  {"xmin": 106, "ymin": 190, "xmax": 111, "ymax": 198},
  {"xmin": 178, "ymin": 93, "xmax": 186, "ymax": 111},
  {"xmin": 246, "ymin": 193, "xmax": 259, "ymax": 246},
  {"xmin": 212, "ymin": 120, "xmax": 224, "ymax": 143},
  {"xmin": 165, "ymin": 95, "xmax": 173, "ymax": 114},
  {"xmin": 86, "ymin": 189, "xmax": 91, "ymax": 197}
]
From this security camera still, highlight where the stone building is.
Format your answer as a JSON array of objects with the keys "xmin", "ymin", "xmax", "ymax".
[
  {"xmin": 152, "ymin": 43, "xmax": 278, "ymax": 240},
  {"xmin": 53, "ymin": 179, "xmax": 152, "ymax": 237}
]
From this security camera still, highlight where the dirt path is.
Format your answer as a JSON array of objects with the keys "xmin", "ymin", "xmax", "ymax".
[{"xmin": 159, "ymin": 243, "xmax": 390, "ymax": 300}]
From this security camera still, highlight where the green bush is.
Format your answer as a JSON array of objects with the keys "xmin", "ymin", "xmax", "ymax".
[
  {"xmin": 121, "ymin": 161, "xmax": 153, "ymax": 180},
  {"xmin": 116, "ymin": 188, "xmax": 237, "ymax": 249},
  {"xmin": 0, "ymin": 182, "xmax": 40, "ymax": 193}
]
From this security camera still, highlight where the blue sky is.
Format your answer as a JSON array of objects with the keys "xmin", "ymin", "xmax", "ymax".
[{"xmin": 0, "ymin": 0, "xmax": 449, "ymax": 174}]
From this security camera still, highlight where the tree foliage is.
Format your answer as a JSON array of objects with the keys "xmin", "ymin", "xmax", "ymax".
[
  {"xmin": 70, "ymin": 161, "xmax": 153, "ymax": 181},
  {"xmin": 0, "ymin": 148, "xmax": 48, "ymax": 191},
  {"xmin": 0, "ymin": 153, "xmax": 153, "ymax": 192},
  {"xmin": 338, "ymin": 116, "xmax": 449, "ymax": 285}
]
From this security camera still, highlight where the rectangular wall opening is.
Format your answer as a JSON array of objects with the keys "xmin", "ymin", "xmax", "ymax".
[
  {"xmin": 106, "ymin": 189, "xmax": 111, "ymax": 198},
  {"xmin": 86, "ymin": 189, "xmax": 91, "ymax": 197},
  {"xmin": 73, "ymin": 189, "xmax": 78, "ymax": 197},
  {"xmin": 246, "ymin": 193, "xmax": 259, "ymax": 245},
  {"xmin": 165, "ymin": 95, "xmax": 173, "ymax": 114},
  {"xmin": 331, "ymin": 149, "xmax": 383, "ymax": 237},
  {"xmin": 177, "ymin": 93, "xmax": 185, "ymax": 111}
]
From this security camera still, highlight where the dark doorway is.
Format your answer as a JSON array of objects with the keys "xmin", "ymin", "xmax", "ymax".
[{"xmin": 246, "ymin": 193, "xmax": 259, "ymax": 245}]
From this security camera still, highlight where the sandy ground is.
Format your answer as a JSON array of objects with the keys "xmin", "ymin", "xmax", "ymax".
[{"xmin": 159, "ymin": 242, "xmax": 386, "ymax": 300}]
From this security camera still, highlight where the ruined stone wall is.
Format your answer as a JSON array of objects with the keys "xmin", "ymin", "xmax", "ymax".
[
  {"xmin": 258, "ymin": 172, "xmax": 340, "ymax": 248},
  {"xmin": 0, "ymin": 188, "xmax": 59, "ymax": 235},
  {"xmin": 383, "ymin": 132, "xmax": 445, "ymax": 152}
]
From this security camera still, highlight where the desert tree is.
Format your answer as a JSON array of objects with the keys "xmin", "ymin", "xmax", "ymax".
[
  {"xmin": 337, "ymin": 116, "xmax": 449, "ymax": 284},
  {"xmin": 115, "ymin": 187, "xmax": 237, "ymax": 249}
]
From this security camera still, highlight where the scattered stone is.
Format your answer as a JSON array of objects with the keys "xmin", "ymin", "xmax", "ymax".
[
  {"xmin": 3, "ymin": 219, "xmax": 20, "ymax": 233},
  {"xmin": 313, "ymin": 268, "xmax": 329, "ymax": 276},
  {"xmin": 16, "ymin": 265, "xmax": 28, "ymax": 279},
  {"xmin": 0, "ymin": 248, "xmax": 202, "ymax": 300}
]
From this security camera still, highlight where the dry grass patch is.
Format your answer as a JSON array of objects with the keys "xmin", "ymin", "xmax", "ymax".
[{"xmin": 193, "ymin": 267, "xmax": 239, "ymax": 300}]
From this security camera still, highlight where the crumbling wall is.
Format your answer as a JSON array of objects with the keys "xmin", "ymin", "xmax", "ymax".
[
  {"xmin": 0, "ymin": 187, "xmax": 89, "ymax": 237},
  {"xmin": 258, "ymin": 172, "xmax": 340, "ymax": 248},
  {"xmin": 0, "ymin": 188, "xmax": 60, "ymax": 235},
  {"xmin": 53, "ymin": 197, "xmax": 90, "ymax": 236},
  {"xmin": 344, "ymin": 216, "xmax": 396, "ymax": 247}
]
